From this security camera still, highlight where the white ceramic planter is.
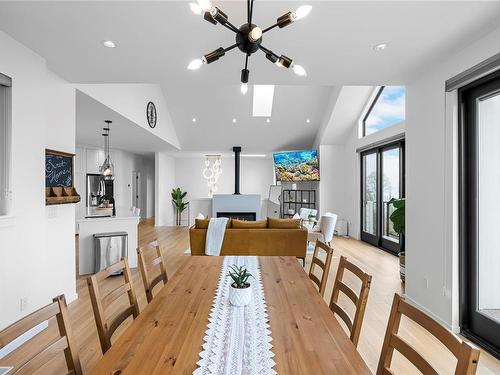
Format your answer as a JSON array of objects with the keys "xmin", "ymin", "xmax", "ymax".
[{"xmin": 229, "ymin": 284, "xmax": 252, "ymax": 306}]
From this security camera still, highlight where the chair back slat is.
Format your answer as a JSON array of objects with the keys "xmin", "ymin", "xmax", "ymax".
[
  {"xmin": 101, "ymin": 283, "xmax": 132, "ymax": 311},
  {"xmin": 398, "ymin": 300, "xmax": 462, "ymax": 356},
  {"xmin": 336, "ymin": 281, "xmax": 359, "ymax": 305},
  {"xmin": 87, "ymin": 258, "xmax": 139, "ymax": 354},
  {"xmin": 376, "ymin": 294, "xmax": 480, "ymax": 375},
  {"xmin": 0, "ymin": 302, "xmax": 59, "ymax": 347},
  {"xmin": 329, "ymin": 256, "xmax": 372, "ymax": 347},
  {"xmin": 308, "ymin": 240, "xmax": 333, "ymax": 296},
  {"xmin": 0, "ymin": 295, "xmax": 82, "ymax": 375},
  {"xmin": 95, "ymin": 260, "xmax": 126, "ymax": 282},
  {"xmin": 137, "ymin": 242, "xmax": 168, "ymax": 303},
  {"xmin": 390, "ymin": 334, "xmax": 438, "ymax": 375},
  {"xmin": 15, "ymin": 336, "xmax": 68, "ymax": 375},
  {"xmin": 330, "ymin": 302, "xmax": 353, "ymax": 331}
]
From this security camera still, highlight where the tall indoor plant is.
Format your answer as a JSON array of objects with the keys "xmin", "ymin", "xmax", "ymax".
[
  {"xmin": 389, "ymin": 198, "xmax": 405, "ymax": 282},
  {"xmin": 171, "ymin": 187, "xmax": 188, "ymax": 226}
]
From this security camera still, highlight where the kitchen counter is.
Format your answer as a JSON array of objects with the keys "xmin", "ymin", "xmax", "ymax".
[{"xmin": 77, "ymin": 207, "xmax": 140, "ymax": 275}]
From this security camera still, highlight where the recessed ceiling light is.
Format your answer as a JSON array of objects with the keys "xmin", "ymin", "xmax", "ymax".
[
  {"xmin": 266, "ymin": 118, "xmax": 270, "ymax": 123},
  {"xmin": 102, "ymin": 40, "xmax": 116, "ymax": 48},
  {"xmin": 373, "ymin": 43, "xmax": 387, "ymax": 52},
  {"xmin": 192, "ymin": 117, "xmax": 197, "ymax": 123},
  {"xmin": 306, "ymin": 118, "xmax": 310, "ymax": 123},
  {"xmin": 232, "ymin": 118, "xmax": 237, "ymax": 123}
]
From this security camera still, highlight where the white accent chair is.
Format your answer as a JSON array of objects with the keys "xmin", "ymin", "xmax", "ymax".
[{"xmin": 307, "ymin": 212, "xmax": 338, "ymax": 246}]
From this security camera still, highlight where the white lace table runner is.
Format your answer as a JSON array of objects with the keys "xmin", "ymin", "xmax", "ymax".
[{"xmin": 194, "ymin": 256, "xmax": 277, "ymax": 375}]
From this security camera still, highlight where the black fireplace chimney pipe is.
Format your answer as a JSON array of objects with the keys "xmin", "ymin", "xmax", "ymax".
[{"xmin": 233, "ymin": 146, "xmax": 241, "ymax": 195}]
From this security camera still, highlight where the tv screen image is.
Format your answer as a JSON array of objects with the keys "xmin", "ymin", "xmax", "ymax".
[{"xmin": 273, "ymin": 150, "xmax": 320, "ymax": 181}]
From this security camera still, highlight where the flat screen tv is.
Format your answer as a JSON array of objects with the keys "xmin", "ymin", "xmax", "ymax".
[{"xmin": 273, "ymin": 150, "xmax": 320, "ymax": 181}]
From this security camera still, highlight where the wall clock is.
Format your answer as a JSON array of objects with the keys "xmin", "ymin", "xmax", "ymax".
[{"xmin": 147, "ymin": 101, "xmax": 157, "ymax": 128}]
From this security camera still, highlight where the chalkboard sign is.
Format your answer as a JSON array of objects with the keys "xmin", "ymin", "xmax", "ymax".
[{"xmin": 45, "ymin": 149, "xmax": 74, "ymax": 188}]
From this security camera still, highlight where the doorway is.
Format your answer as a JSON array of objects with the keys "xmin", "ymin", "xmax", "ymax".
[
  {"xmin": 360, "ymin": 141, "xmax": 405, "ymax": 254},
  {"xmin": 460, "ymin": 70, "xmax": 500, "ymax": 357}
]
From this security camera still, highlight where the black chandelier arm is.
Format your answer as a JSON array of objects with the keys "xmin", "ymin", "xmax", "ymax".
[
  {"xmin": 262, "ymin": 23, "xmax": 279, "ymax": 34},
  {"xmin": 221, "ymin": 20, "xmax": 240, "ymax": 33},
  {"xmin": 247, "ymin": 0, "xmax": 250, "ymax": 24},
  {"xmin": 244, "ymin": 53, "xmax": 250, "ymax": 70},
  {"xmin": 249, "ymin": 0, "xmax": 255, "ymax": 25},
  {"xmin": 258, "ymin": 44, "xmax": 279, "ymax": 60},
  {"xmin": 224, "ymin": 43, "xmax": 239, "ymax": 53}
]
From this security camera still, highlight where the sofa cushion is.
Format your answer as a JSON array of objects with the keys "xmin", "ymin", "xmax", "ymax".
[
  {"xmin": 268, "ymin": 218, "xmax": 301, "ymax": 229},
  {"xmin": 232, "ymin": 219, "xmax": 268, "ymax": 229},
  {"xmin": 195, "ymin": 218, "xmax": 231, "ymax": 229}
]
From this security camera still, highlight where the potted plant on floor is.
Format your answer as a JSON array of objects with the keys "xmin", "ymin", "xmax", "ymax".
[
  {"xmin": 227, "ymin": 265, "xmax": 253, "ymax": 306},
  {"xmin": 171, "ymin": 187, "xmax": 188, "ymax": 226},
  {"xmin": 389, "ymin": 198, "xmax": 405, "ymax": 283}
]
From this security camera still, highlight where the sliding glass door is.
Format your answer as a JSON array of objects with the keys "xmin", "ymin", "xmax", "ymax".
[
  {"xmin": 460, "ymin": 71, "xmax": 500, "ymax": 356},
  {"xmin": 361, "ymin": 142, "xmax": 404, "ymax": 254}
]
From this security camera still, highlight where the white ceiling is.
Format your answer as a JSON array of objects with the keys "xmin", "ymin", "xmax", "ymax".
[
  {"xmin": 76, "ymin": 90, "xmax": 170, "ymax": 157},
  {"xmin": 165, "ymin": 85, "xmax": 334, "ymax": 151},
  {"xmin": 1, "ymin": 1, "xmax": 500, "ymax": 151}
]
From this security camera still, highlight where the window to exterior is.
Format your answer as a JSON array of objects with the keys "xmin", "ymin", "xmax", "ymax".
[
  {"xmin": 360, "ymin": 140, "xmax": 405, "ymax": 254},
  {"xmin": 362, "ymin": 86, "xmax": 406, "ymax": 136},
  {"xmin": 0, "ymin": 73, "xmax": 12, "ymax": 216}
]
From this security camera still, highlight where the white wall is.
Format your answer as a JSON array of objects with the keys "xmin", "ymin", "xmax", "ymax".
[
  {"xmin": 405, "ymin": 25, "xmax": 500, "ymax": 331},
  {"xmin": 155, "ymin": 152, "xmax": 176, "ymax": 226},
  {"xmin": 318, "ymin": 145, "xmax": 346, "ymax": 218},
  {"xmin": 0, "ymin": 30, "xmax": 77, "ymax": 329},
  {"xmin": 76, "ymin": 83, "xmax": 180, "ymax": 150},
  {"xmin": 173, "ymin": 156, "xmax": 274, "ymax": 222}
]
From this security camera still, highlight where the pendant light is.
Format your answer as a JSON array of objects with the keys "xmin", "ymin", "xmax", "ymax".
[{"xmin": 99, "ymin": 120, "xmax": 114, "ymax": 180}]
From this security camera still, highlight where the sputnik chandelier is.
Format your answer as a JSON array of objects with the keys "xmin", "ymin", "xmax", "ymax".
[
  {"xmin": 187, "ymin": 0, "xmax": 311, "ymax": 94},
  {"xmin": 203, "ymin": 155, "xmax": 222, "ymax": 198}
]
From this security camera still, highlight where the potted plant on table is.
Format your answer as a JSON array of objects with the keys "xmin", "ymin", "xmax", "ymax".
[
  {"xmin": 227, "ymin": 265, "xmax": 253, "ymax": 306},
  {"xmin": 389, "ymin": 198, "xmax": 405, "ymax": 283},
  {"xmin": 171, "ymin": 187, "xmax": 188, "ymax": 226}
]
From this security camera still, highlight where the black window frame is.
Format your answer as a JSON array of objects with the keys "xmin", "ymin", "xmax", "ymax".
[{"xmin": 459, "ymin": 69, "xmax": 500, "ymax": 359}]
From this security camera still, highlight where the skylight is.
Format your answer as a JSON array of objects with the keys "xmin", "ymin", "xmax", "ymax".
[
  {"xmin": 252, "ymin": 85, "xmax": 275, "ymax": 117},
  {"xmin": 363, "ymin": 86, "xmax": 405, "ymax": 136}
]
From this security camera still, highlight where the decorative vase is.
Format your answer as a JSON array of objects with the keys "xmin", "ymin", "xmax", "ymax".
[{"xmin": 229, "ymin": 284, "xmax": 252, "ymax": 306}]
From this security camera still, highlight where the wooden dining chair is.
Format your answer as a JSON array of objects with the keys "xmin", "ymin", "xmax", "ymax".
[
  {"xmin": 87, "ymin": 258, "xmax": 140, "ymax": 354},
  {"xmin": 0, "ymin": 295, "xmax": 82, "ymax": 375},
  {"xmin": 377, "ymin": 293, "xmax": 480, "ymax": 375},
  {"xmin": 328, "ymin": 256, "xmax": 372, "ymax": 347},
  {"xmin": 137, "ymin": 241, "xmax": 168, "ymax": 303},
  {"xmin": 308, "ymin": 240, "xmax": 334, "ymax": 297}
]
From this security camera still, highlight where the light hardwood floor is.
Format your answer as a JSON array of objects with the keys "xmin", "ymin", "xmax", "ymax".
[{"xmin": 2, "ymin": 219, "xmax": 500, "ymax": 374}]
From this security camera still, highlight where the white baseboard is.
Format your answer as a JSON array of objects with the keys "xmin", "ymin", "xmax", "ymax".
[
  {"xmin": 67, "ymin": 292, "xmax": 78, "ymax": 304},
  {"xmin": 403, "ymin": 295, "xmax": 459, "ymax": 333}
]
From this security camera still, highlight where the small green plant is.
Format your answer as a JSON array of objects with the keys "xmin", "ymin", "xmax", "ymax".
[
  {"xmin": 171, "ymin": 187, "xmax": 187, "ymax": 225},
  {"xmin": 308, "ymin": 212, "xmax": 317, "ymax": 221},
  {"xmin": 389, "ymin": 198, "xmax": 405, "ymax": 235},
  {"xmin": 227, "ymin": 265, "xmax": 253, "ymax": 289}
]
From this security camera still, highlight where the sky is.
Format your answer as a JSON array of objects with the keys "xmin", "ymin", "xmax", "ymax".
[{"xmin": 365, "ymin": 86, "xmax": 406, "ymax": 135}]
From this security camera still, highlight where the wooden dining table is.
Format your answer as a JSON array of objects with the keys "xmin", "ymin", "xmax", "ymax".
[{"xmin": 88, "ymin": 256, "xmax": 371, "ymax": 374}]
